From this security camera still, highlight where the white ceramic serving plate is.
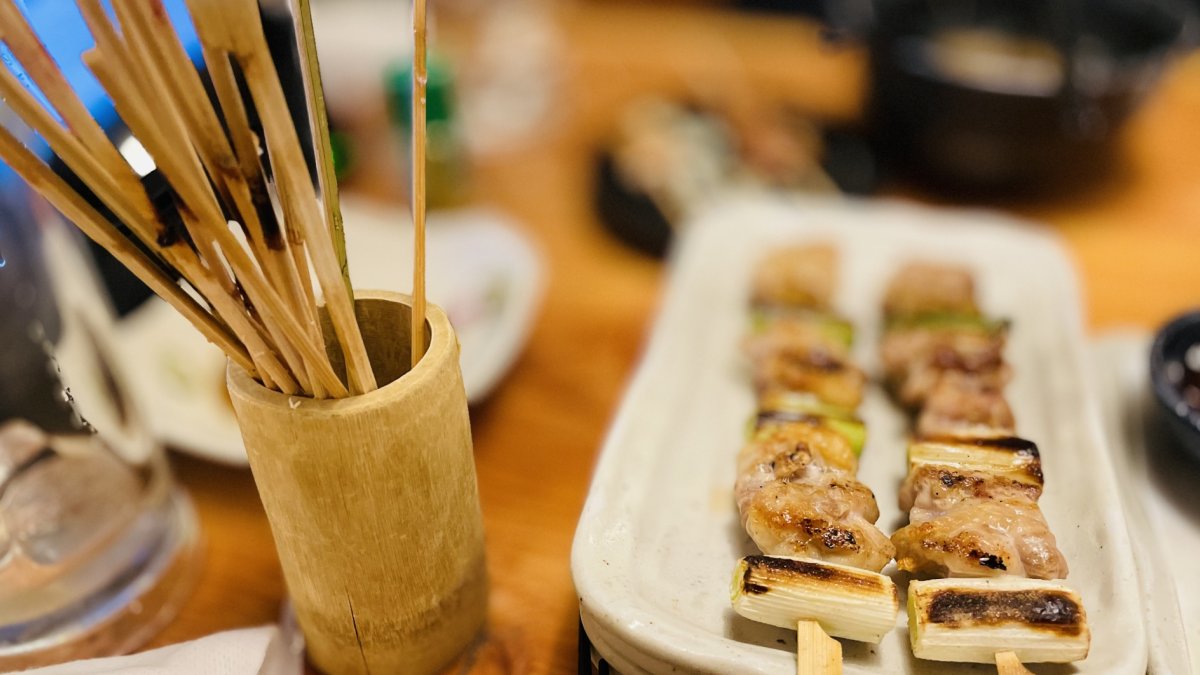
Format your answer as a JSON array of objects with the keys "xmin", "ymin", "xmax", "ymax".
[
  {"xmin": 1089, "ymin": 333, "xmax": 1195, "ymax": 674},
  {"xmin": 572, "ymin": 196, "xmax": 1146, "ymax": 674},
  {"xmin": 116, "ymin": 198, "xmax": 543, "ymax": 465}
]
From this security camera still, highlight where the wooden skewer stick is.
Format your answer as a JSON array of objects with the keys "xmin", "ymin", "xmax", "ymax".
[
  {"xmin": 0, "ymin": 0, "xmax": 140, "ymax": 198},
  {"xmin": 0, "ymin": 31, "xmax": 295, "ymax": 393},
  {"xmin": 181, "ymin": 1, "xmax": 327, "ymax": 386},
  {"xmin": 107, "ymin": 0, "xmax": 338, "ymax": 398},
  {"xmin": 192, "ymin": 11, "xmax": 323, "ymax": 355},
  {"xmin": 292, "ymin": 0, "xmax": 353, "ymax": 300},
  {"xmin": 93, "ymin": 3, "xmax": 343, "ymax": 395},
  {"xmin": 81, "ymin": 53, "xmax": 309, "ymax": 393},
  {"xmin": 411, "ymin": 0, "xmax": 428, "ymax": 369},
  {"xmin": 211, "ymin": 0, "xmax": 376, "ymax": 395},
  {"xmin": 796, "ymin": 620, "xmax": 842, "ymax": 675},
  {"xmin": 995, "ymin": 651, "xmax": 1034, "ymax": 675},
  {"xmin": 81, "ymin": 18, "xmax": 316, "ymax": 397},
  {"xmin": 82, "ymin": 47, "xmax": 330, "ymax": 396},
  {"xmin": 129, "ymin": 0, "xmax": 330, "ymax": 399},
  {"xmin": 0, "ymin": 11, "xmax": 159, "ymax": 253},
  {"xmin": 0, "ymin": 26, "xmax": 294, "ymax": 391},
  {"xmin": 0, "ymin": 123, "xmax": 255, "ymax": 375},
  {"xmin": 128, "ymin": 0, "xmax": 317, "ymax": 322}
]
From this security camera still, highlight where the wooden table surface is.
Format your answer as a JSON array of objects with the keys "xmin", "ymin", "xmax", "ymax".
[{"xmin": 148, "ymin": 4, "xmax": 1200, "ymax": 674}]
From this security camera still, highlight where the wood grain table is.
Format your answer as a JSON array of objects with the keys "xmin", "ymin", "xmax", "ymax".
[{"xmin": 147, "ymin": 4, "xmax": 1200, "ymax": 674}]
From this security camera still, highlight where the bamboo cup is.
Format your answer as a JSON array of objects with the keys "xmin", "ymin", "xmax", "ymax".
[{"xmin": 227, "ymin": 291, "xmax": 486, "ymax": 674}]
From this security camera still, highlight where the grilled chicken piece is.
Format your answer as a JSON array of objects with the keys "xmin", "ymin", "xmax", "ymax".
[
  {"xmin": 880, "ymin": 326, "xmax": 1009, "ymax": 408},
  {"xmin": 740, "ymin": 481, "xmax": 896, "ymax": 571},
  {"xmin": 745, "ymin": 320, "xmax": 867, "ymax": 409},
  {"xmin": 899, "ymin": 464, "xmax": 1043, "ymax": 514},
  {"xmin": 883, "ymin": 262, "xmax": 979, "ymax": 319},
  {"xmin": 737, "ymin": 422, "xmax": 858, "ymax": 478},
  {"xmin": 735, "ymin": 422, "xmax": 893, "ymax": 571},
  {"xmin": 916, "ymin": 371, "xmax": 1016, "ymax": 439},
  {"xmin": 751, "ymin": 244, "xmax": 837, "ymax": 310},
  {"xmin": 892, "ymin": 498, "xmax": 1068, "ymax": 580},
  {"xmin": 746, "ymin": 317, "xmax": 851, "ymax": 361}
]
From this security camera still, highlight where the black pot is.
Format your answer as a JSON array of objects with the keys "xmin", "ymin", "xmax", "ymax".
[{"xmin": 866, "ymin": 0, "xmax": 1187, "ymax": 193}]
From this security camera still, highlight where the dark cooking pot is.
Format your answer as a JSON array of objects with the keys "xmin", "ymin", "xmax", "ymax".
[{"xmin": 865, "ymin": 0, "xmax": 1188, "ymax": 193}]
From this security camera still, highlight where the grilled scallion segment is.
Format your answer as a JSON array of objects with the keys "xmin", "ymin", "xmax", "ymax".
[
  {"xmin": 751, "ymin": 309, "xmax": 854, "ymax": 347},
  {"xmin": 754, "ymin": 409, "xmax": 867, "ymax": 457},
  {"xmin": 908, "ymin": 578, "xmax": 1090, "ymax": 663},
  {"xmin": 907, "ymin": 437, "xmax": 1043, "ymax": 491},
  {"xmin": 730, "ymin": 556, "xmax": 898, "ymax": 644}
]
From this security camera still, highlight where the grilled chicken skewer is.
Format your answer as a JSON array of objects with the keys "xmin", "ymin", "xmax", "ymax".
[
  {"xmin": 880, "ymin": 262, "xmax": 1088, "ymax": 666},
  {"xmin": 731, "ymin": 245, "xmax": 898, "ymax": 671}
]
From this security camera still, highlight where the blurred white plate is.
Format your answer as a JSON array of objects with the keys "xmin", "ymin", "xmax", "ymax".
[
  {"xmin": 572, "ymin": 195, "xmax": 1147, "ymax": 673},
  {"xmin": 1088, "ymin": 332, "xmax": 1195, "ymax": 674},
  {"xmin": 117, "ymin": 198, "xmax": 543, "ymax": 466}
]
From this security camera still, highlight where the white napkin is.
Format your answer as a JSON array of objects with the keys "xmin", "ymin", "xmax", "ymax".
[{"xmin": 16, "ymin": 625, "xmax": 300, "ymax": 675}]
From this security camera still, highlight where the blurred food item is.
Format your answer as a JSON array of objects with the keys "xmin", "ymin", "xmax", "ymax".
[
  {"xmin": 750, "ymin": 244, "xmax": 837, "ymax": 310},
  {"xmin": 927, "ymin": 28, "xmax": 1064, "ymax": 96},
  {"xmin": 445, "ymin": 0, "xmax": 566, "ymax": 157},
  {"xmin": 594, "ymin": 97, "xmax": 838, "ymax": 256},
  {"xmin": 613, "ymin": 100, "xmax": 732, "ymax": 222}
]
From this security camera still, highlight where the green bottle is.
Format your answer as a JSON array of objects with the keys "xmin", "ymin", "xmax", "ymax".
[{"xmin": 386, "ymin": 55, "xmax": 469, "ymax": 209}]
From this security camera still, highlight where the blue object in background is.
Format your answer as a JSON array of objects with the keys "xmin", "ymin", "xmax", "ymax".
[{"xmin": 1, "ymin": 0, "xmax": 203, "ymax": 154}]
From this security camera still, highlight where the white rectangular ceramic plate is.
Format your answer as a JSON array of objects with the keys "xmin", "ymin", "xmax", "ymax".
[{"xmin": 572, "ymin": 196, "xmax": 1147, "ymax": 674}]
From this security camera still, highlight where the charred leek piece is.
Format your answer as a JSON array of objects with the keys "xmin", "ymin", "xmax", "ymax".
[
  {"xmin": 754, "ymin": 410, "xmax": 867, "ymax": 456},
  {"xmin": 731, "ymin": 555, "xmax": 898, "ymax": 643},
  {"xmin": 908, "ymin": 437, "xmax": 1043, "ymax": 490},
  {"xmin": 751, "ymin": 309, "xmax": 854, "ymax": 347},
  {"xmin": 884, "ymin": 313, "xmax": 1009, "ymax": 335},
  {"xmin": 759, "ymin": 390, "xmax": 858, "ymax": 422},
  {"xmin": 908, "ymin": 578, "xmax": 1090, "ymax": 664}
]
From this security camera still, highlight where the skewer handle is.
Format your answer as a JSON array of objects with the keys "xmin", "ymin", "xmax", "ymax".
[
  {"xmin": 995, "ymin": 651, "xmax": 1034, "ymax": 675},
  {"xmin": 796, "ymin": 620, "xmax": 842, "ymax": 675},
  {"xmin": 410, "ymin": 0, "xmax": 428, "ymax": 369}
]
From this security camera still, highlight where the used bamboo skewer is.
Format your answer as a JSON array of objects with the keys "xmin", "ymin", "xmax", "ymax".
[
  {"xmin": 219, "ymin": 0, "xmax": 376, "ymax": 394},
  {"xmin": 292, "ymin": 0, "xmax": 352, "ymax": 301},
  {"xmin": 0, "ymin": 0, "xmax": 379, "ymax": 399},
  {"xmin": 996, "ymin": 651, "xmax": 1035, "ymax": 675},
  {"xmin": 411, "ymin": 0, "xmax": 429, "ymax": 368},
  {"xmin": 797, "ymin": 620, "xmax": 842, "ymax": 675},
  {"xmin": 0, "ymin": 122, "xmax": 254, "ymax": 375}
]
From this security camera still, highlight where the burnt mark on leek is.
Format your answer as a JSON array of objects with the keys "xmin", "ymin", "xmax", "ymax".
[
  {"xmin": 742, "ymin": 555, "xmax": 886, "ymax": 593},
  {"xmin": 925, "ymin": 588, "xmax": 1084, "ymax": 635}
]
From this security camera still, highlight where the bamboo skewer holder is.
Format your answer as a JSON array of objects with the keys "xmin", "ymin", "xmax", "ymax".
[{"xmin": 227, "ymin": 291, "xmax": 486, "ymax": 675}]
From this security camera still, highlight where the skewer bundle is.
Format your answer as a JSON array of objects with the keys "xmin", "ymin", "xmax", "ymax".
[
  {"xmin": 0, "ymin": 0, "xmax": 430, "ymax": 399},
  {"xmin": 878, "ymin": 262, "xmax": 1090, "ymax": 668},
  {"xmin": 730, "ymin": 245, "xmax": 898, "ymax": 671}
]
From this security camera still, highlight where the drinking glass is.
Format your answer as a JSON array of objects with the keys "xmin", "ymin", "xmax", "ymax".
[{"xmin": 0, "ymin": 167, "xmax": 200, "ymax": 668}]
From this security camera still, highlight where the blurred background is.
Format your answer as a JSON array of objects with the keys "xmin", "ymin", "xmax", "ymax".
[{"xmin": 5, "ymin": 0, "xmax": 1200, "ymax": 671}]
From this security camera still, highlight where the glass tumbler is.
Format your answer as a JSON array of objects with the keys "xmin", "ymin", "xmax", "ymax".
[{"xmin": 0, "ymin": 171, "xmax": 200, "ymax": 668}]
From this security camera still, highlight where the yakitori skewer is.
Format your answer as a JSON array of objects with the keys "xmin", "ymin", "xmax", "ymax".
[
  {"xmin": 879, "ymin": 262, "xmax": 1090, "ymax": 670},
  {"xmin": 0, "ymin": 0, "xmax": 387, "ymax": 398},
  {"xmin": 730, "ymin": 245, "xmax": 898, "ymax": 674},
  {"xmin": 411, "ymin": 0, "xmax": 429, "ymax": 368}
]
